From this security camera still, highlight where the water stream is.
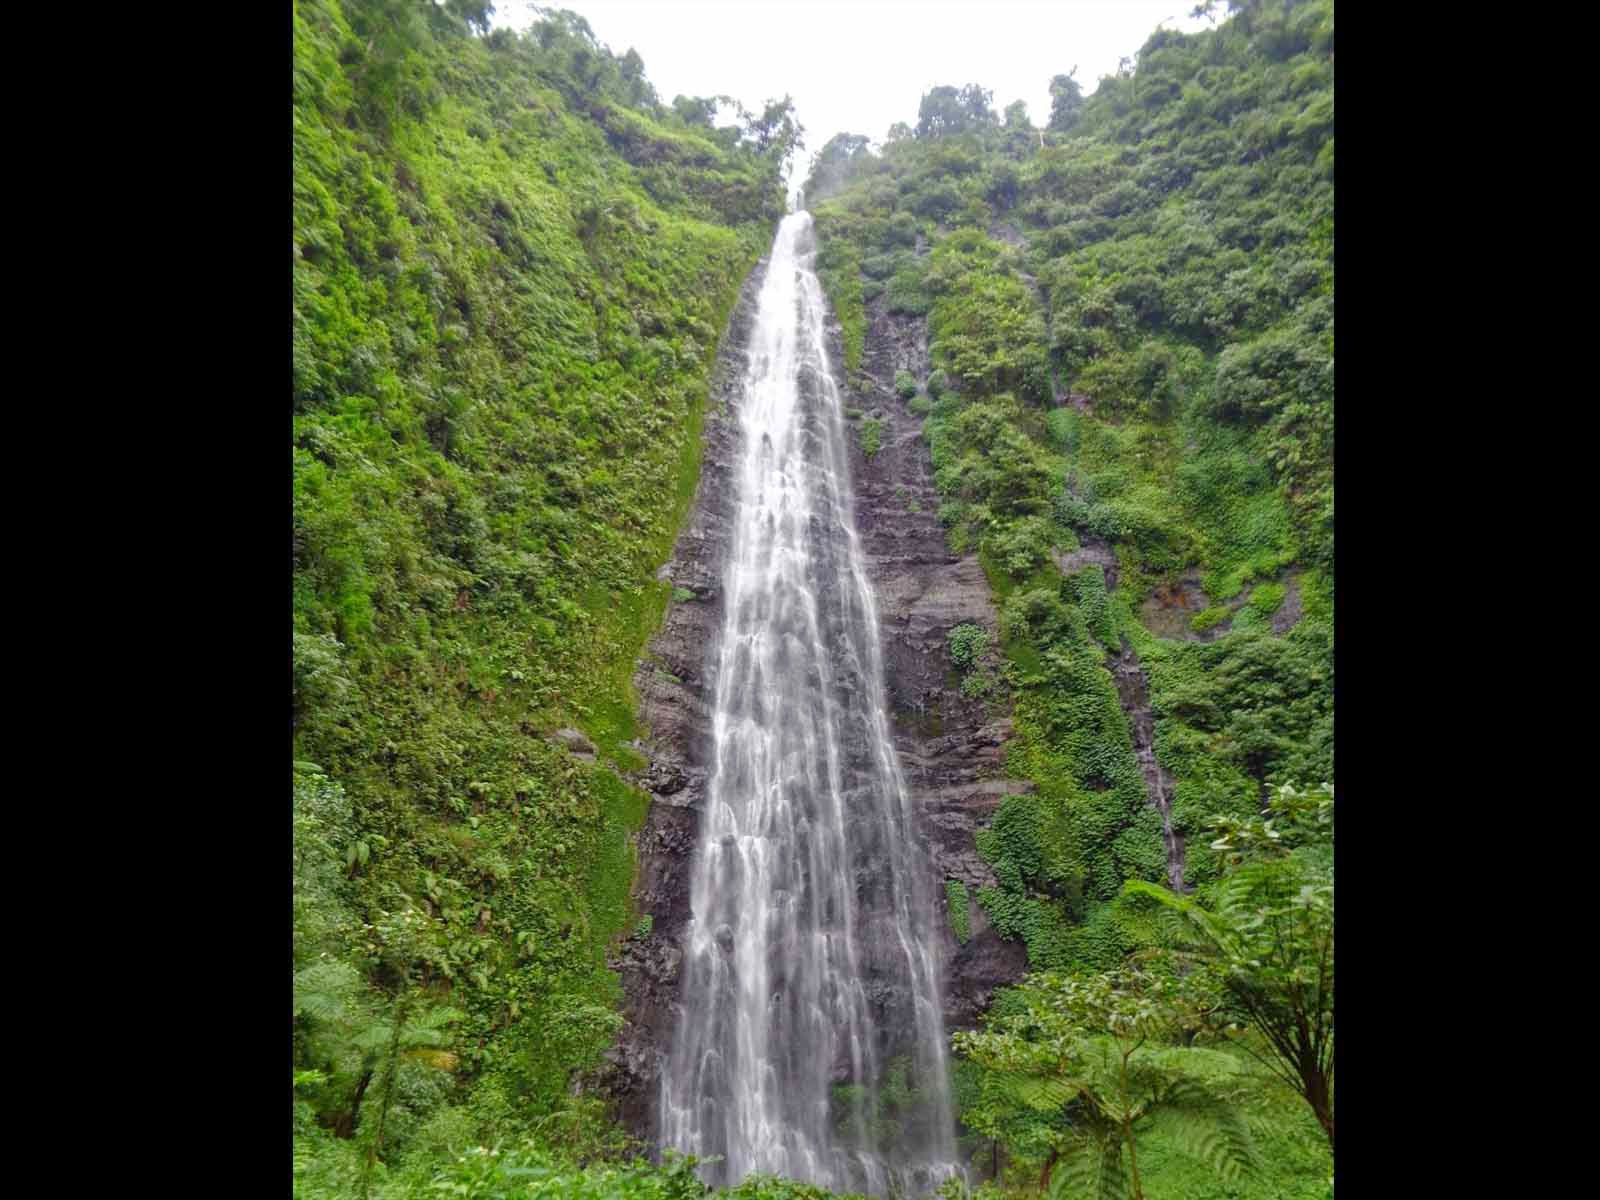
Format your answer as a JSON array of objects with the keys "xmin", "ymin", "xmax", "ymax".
[{"xmin": 659, "ymin": 213, "xmax": 958, "ymax": 1194}]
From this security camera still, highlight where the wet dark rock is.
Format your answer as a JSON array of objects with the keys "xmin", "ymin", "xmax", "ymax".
[
  {"xmin": 1271, "ymin": 572, "xmax": 1304, "ymax": 635},
  {"xmin": 1110, "ymin": 637, "xmax": 1189, "ymax": 894},
  {"xmin": 603, "ymin": 250, "xmax": 1032, "ymax": 1145},
  {"xmin": 1138, "ymin": 566, "xmax": 1303, "ymax": 641},
  {"xmin": 845, "ymin": 289, "xmax": 1027, "ymax": 1032}
]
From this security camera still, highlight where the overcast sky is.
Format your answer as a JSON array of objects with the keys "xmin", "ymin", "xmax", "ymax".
[{"xmin": 492, "ymin": 1, "xmax": 1213, "ymax": 196}]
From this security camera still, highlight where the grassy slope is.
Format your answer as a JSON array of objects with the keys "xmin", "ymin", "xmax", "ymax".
[
  {"xmin": 809, "ymin": 0, "xmax": 1334, "ymax": 1192},
  {"xmin": 292, "ymin": 1, "xmax": 782, "ymax": 1184}
]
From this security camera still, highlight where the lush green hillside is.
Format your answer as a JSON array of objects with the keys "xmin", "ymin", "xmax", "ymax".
[
  {"xmin": 292, "ymin": 2, "xmax": 794, "ymax": 1192},
  {"xmin": 292, "ymin": 0, "xmax": 1333, "ymax": 1195},
  {"xmin": 806, "ymin": 0, "xmax": 1333, "ymax": 1193}
]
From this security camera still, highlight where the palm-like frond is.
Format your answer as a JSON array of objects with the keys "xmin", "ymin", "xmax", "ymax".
[
  {"xmin": 991, "ymin": 1069, "xmax": 1082, "ymax": 1114},
  {"xmin": 1048, "ymin": 1134, "xmax": 1128, "ymax": 1200},
  {"xmin": 293, "ymin": 960, "xmax": 362, "ymax": 1024},
  {"xmin": 401, "ymin": 1005, "xmax": 467, "ymax": 1047},
  {"xmin": 1152, "ymin": 1076, "xmax": 1259, "ymax": 1184},
  {"xmin": 1118, "ymin": 880, "xmax": 1232, "ymax": 956}
]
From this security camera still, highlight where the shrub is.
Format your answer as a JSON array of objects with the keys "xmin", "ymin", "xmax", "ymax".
[
  {"xmin": 946, "ymin": 880, "xmax": 972, "ymax": 945},
  {"xmin": 948, "ymin": 622, "xmax": 990, "ymax": 670},
  {"xmin": 859, "ymin": 416, "xmax": 883, "ymax": 458},
  {"xmin": 895, "ymin": 369, "xmax": 918, "ymax": 399}
]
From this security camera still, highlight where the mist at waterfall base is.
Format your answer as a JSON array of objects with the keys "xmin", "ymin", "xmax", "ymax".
[{"xmin": 659, "ymin": 214, "xmax": 959, "ymax": 1194}]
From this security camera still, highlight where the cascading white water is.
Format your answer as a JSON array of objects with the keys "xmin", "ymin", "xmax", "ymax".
[{"xmin": 660, "ymin": 213, "xmax": 959, "ymax": 1194}]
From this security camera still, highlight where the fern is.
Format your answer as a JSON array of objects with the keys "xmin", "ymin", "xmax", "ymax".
[
  {"xmin": 1049, "ymin": 1135, "xmax": 1128, "ymax": 1200},
  {"xmin": 1153, "ymin": 1077, "xmax": 1259, "ymax": 1183},
  {"xmin": 959, "ymin": 969, "xmax": 1270, "ymax": 1199},
  {"xmin": 1117, "ymin": 861, "xmax": 1335, "ymax": 1151},
  {"xmin": 995, "ymin": 1070, "xmax": 1081, "ymax": 1114},
  {"xmin": 293, "ymin": 960, "xmax": 362, "ymax": 1024}
]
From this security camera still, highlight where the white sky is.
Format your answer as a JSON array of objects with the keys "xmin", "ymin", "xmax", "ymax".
[{"xmin": 491, "ymin": 1, "xmax": 1213, "ymax": 196}]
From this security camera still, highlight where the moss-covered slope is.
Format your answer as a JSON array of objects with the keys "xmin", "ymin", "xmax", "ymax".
[
  {"xmin": 807, "ymin": 2, "xmax": 1334, "ymax": 1190},
  {"xmin": 292, "ymin": 0, "xmax": 787, "ymax": 1178}
]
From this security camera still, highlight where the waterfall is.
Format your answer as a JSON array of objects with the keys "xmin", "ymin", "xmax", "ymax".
[{"xmin": 659, "ymin": 213, "xmax": 958, "ymax": 1194}]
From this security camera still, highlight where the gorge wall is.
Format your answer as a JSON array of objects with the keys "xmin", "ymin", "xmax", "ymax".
[{"xmin": 603, "ymin": 234, "xmax": 1028, "ymax": 1147}]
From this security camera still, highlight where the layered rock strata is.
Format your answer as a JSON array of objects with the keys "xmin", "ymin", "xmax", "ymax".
[{"xmin": 604, "ymin": 253, "xmax": 1030, "ymax": 1146}]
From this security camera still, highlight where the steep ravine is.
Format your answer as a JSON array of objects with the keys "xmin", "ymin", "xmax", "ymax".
[
  {"xmin": 1053, "ymin": 536, "xmax": 1188, "ymax": 895},
  {"xmin": 1005, "ymin": 212, "xmax": 1191, "ymax": 897},
  {"xmin": 601, "ymin": 232, "xmax": 1032, "ymax": 1148}
]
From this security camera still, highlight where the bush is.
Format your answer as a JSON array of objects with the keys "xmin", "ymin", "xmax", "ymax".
[
  {"xmin": 948, "ymin": 622, "xmax": 990, "ymax": 670},
  {"xmin": 859, "ymin": 416, "xmax": 883, "ymax": 458},
  {"xmin": 895, "ymin": 369, "xmax": 918, "ymax": 399},
  {"xmin": 946, "ymin": 880, "xmax": 972, "ymax": 944}
]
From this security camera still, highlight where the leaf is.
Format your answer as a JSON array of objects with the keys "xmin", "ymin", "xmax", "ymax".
[
  {"xmin": 996, "ymin": 1070, "xmax": 1081, "ymax": 1114},
  {"xmin": 1049, "ymin": 1134, "xmax": 1128, "ymax": 1200}
]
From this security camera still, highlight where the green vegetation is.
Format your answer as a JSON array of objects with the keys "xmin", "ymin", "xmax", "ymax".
[
  {"xmin": 948, "ymin": 622, "xmax": 1001, "ymax": 700},
  {"xmin": 948, "ymin": 622, "xmax": 990, "ymax": 669},
  {"xmin": 808, "ymin": 0, "xmax": 1333, "ymax": 1192},
  {"xmin": 954, "ymin": 783, "xmax": 1333, "ymax": 1197},
  {"xmin": 956, "ymin": 969, "xmax": 1259, "ymax": 1199},
  {"xmin": 858, "ymin": 415, "xmax": 883, "ymax": 458},
  {"xmin": 296, "ymin": 0, "xmax": 1333, "ymax": 1194},
  {"xmin": 946, "ymin": 879, "xmax": 972, "ymax": 945},
  {"xmin": 293, "ymin": 1, "xmax": 796, "ymax": 1190},
  {"xmin": 1123, "ymin": 783, "xmax": 1334, "ymax": 1149}
]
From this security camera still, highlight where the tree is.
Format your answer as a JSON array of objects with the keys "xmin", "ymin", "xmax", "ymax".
[
  {"xmin": 1047, "ymin": 71, "xmax": 1084, "ymax": 132},
  {"xmin": 1121, "ymin": 784, "xmax": 1334, "ymax": 1150},
  {"xmin": 617, "ymin": 47, "xmax": 657, "ymax": 108},
  {"xmin": 802, "ymin": 132, "xmax": 872, "ymax": 204},
  {"xmin": 916, "ymin": 84, "xmax": 997, "ymax": 139},
  {"xmin": 443, "ymin": 0, "xmax": 494, "ymax": 35},
  {"xmin": 743, "ymin": 95, "xmax": 805, "ymax": 170},
  {"xmin": 672, "ymin": 94, "xmax": 719, "ymax": 128},
  {"xmin": 955, "ymin": 968, "xmax": 1258, "ymax": 1200}
]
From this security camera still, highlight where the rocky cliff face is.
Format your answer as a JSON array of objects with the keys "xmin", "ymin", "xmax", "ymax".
[
  {"xmin": 601, "ymin": 256, "xmax": 766, "ymax": 1144},
  {"xmin": 602, "ymin": 254, "xmax": 1029, "ymax": 1147},
  {"xmin": 841, "ymin": 293, "xmax": 1029, "ymax": 1032}
]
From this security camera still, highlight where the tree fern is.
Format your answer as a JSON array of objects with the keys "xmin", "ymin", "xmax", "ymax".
[
  {"xmin": 1152, "ymin": 1076, "xmax": 1259, "ymax": 1184},
  {"xmin": 1048, "ymin": 1135, "xmax": 1128, "ymax": 1200},
  {"xmin": 957, "ymin": 969, "xmax": 1268, "ymax": 1199},
  {"xmin": 1118, "ymin": 859, "xmax": 1334, "ymax": 1151},
  {"xmin": 293, "ymin": 959, "xmax": 363, "ymax": 1025},
  {"xmin": 994, "ymin": 1070, "xmax": 1081, "ymax": 1114}
]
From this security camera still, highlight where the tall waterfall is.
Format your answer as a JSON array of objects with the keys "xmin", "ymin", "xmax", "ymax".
[{"xmin": 659, "ymin": 213, "xmax": 958, "ymax": 1194}]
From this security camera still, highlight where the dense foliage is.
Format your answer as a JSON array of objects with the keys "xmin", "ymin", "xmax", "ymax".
[
  {"xmin": 955, "ymin": 968, "xmax": 1259, "ymax": 1199},
  {"xmin": 806, "ymin": 0, "xmax": 1333, "ymax": 1192},
  {"xmin": 295, "ymin": 0, "xmax": 1334, "ymax": 1194},
  {"xmin": 293, "ymin": 1, "xmax": 794, "ymax": 1191},
  {"xmin": 1121, "ymin": 783, "xmax": 1334, "ymax": 1150}
]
